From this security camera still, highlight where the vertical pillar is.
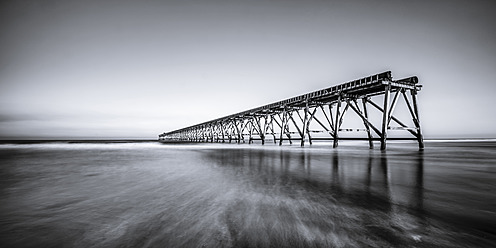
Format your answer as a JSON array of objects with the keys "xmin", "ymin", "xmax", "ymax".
[
  {"xmin": 279, "ymin": 109, "xmax": 286, "ymax": 146},
  {"xmin": 241, "ymin": 120, "xmax": 246, "ymax": 143},
  {"xmin": 221, "ymin": 122, "xmax": 225, "ymax": 143},
  {"xmin": 236, "ymin": 120, "xmax": 240, "ymax": 143},
  {"xmin": 228, "ymin": 121, "xmax": 233, "ymax": 143},
  {"xmin": 248, "ymin": 120, "xmax": 253, "ymax": 144},
  {"xmin": 285, "ymin": 112, "xmax": 293, "ymax": 145},
  {"xmin": 239, "ymin": 120, "xmax": 244, "ymax": 143},
  {"xmin": 261, "ymin": 116, "xmax": 267, "ymax": 145},
  {"xmin": 362, "ymin": 98, "xmax": 374, "ymax": 149},
  {"xmin": 271, "ymin": 115, "xmax": 277, "ymax": 144},
  {"xmin": 333, "ymin": 95, "xmax": 342, "ymax": 148},
  {"xmin": 215, "ymin": 124, "xmax": 219, "ymax": 142},
  {"xmin": 216, "ymin": 126, "xmax": 219, "ymax": 142},
  {"xmin": 381, "ymin": 84, "xmax": 391, "ymax": 150},
  {"xmin": 411, "ymin": 89, "xmax": 425, "ymax": 150},
  {"xmin": 210, "ymin": 124, "xmax": 214, "ymax": 142},
  {"xmin": 301, "ymin": 101, "xmax": 309, "ymax": 147},
  {"xmin": 307, "ymin": 107, "xmax": 316, "ymax": 145}
]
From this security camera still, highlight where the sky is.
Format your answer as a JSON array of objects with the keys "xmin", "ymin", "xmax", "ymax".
[{"xmin": 1, "ymin": 0, "xmax": 495, "ymax": 139}]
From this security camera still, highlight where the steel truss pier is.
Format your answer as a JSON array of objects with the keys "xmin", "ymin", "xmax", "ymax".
[{"xmin": 159, "ymin": 71, "xmax": 424, "ymax": 150}]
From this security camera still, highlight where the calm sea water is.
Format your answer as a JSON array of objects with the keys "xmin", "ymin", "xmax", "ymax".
[{"xmin": 0, "ymin": 140, "xmax": 495, "ymax": 247}]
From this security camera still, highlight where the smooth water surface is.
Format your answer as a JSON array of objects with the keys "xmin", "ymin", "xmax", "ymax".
[{"xmin": 0, "ymin": 140, "xmax": 495, "ymax": 247}]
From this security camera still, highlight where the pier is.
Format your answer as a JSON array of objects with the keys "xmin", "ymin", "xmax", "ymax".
[{"xmin": 159, "ymin": 71, "xmax": 424, "ymax": 150}]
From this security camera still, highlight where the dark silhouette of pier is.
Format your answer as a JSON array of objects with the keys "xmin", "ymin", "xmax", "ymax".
[{"xmin": 159, "ymin": 71, "xmax": 424, "ymax": 150}]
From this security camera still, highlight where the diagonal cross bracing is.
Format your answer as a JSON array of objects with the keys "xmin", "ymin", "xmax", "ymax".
[{"xmin": 159, "ymin": 71, "xmax": 424, "ymax": 150}]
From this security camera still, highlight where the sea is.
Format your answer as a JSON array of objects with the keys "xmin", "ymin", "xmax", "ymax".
[{"xmin": 0, "ymin": 139, "xmax": 495, "ymax": 247}]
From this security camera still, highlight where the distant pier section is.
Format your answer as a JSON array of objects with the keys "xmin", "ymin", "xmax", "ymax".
[{"xmin": 159, "ymin": 71, "xmax": 424, "ymax": 150}]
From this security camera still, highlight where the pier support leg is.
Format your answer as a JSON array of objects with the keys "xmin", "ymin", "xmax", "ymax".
[
  {"xmin": 236, "ymin": 120, "xmax": 242, "ymax": 144},
  {"xmin": 221, "ymin": 123, "xmax": 225, "ymax": 143},
  {"xmin": 307, "ymin": 107, "xmax": 316, "ymax": 145},
  {"xmin": 381, "ymin": 85, "xmax": 391, "ymax": 150},
  {"xmin": 241, "ymin": 120, "xmax": 246, "ymax": 144},
  {"xmin": 285, "ymin": 112, "xmax": 293, "ymax": 145},
  {"xmin": 279, "ymin": 110, "xmax": 286, "ymax": 146},
  {"xmin": 261, "ymin": 116, "xmax": 267, "ymax": 145},
  {"xmin": 362, "ymin": 98, "xmax": 374, "ymax": 149},
  {"xmin": 248, "ymin": 120, "xmax": 253, "ymax": 144},
  {"xmin": 212, "ymin": 126, "xmax": 215, "ymax": 142},
  {"xmin": 227, "ymin": 123, "xmax": 231, "ymax": 143},
  {"xmin": 333, "ymin": 96, "xmax": 341, "ymax": 148},
  {"xmin": 301, "ymin": 101, "xmax": 309, "ymax": 147},
  {"xmin": 411, "ymin": 89, "xmax": 425, "ymax": 150},
  {"xmin": 270, "ymin": 115, "xmax": 277, "ymax": 144}
]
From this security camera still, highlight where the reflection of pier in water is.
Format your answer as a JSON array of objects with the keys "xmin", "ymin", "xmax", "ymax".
[{"xmin": 204, "ymin": 148, "xmax": 425, "ymax": 212}]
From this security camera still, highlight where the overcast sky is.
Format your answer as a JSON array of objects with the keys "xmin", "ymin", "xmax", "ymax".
[{"xmin": 1, "ymin": 0, "xmax": 495, "ymax": 139}]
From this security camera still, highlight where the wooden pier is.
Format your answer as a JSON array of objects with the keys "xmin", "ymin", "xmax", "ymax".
[{"xmin": 159, "ymin": 71, "xmax": 424, "ymax": 150}]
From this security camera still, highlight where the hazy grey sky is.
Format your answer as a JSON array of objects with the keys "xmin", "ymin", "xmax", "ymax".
[{"xmin": 1, "ymin": 0, "xmax": 495, "ymax": 139}]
